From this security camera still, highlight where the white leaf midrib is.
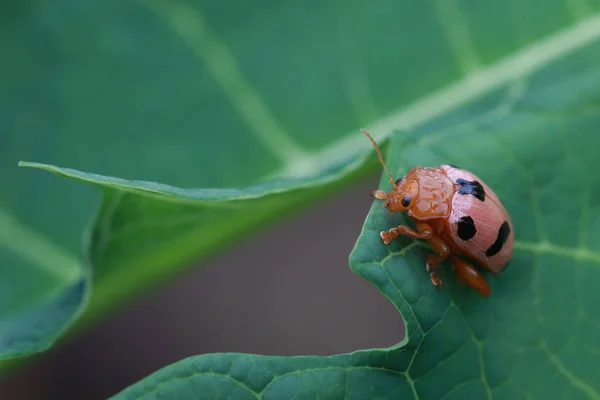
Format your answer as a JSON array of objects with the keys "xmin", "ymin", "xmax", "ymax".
[{"xmin": 279, "ymin": 14, "xmax": 600, "ymax": 178}]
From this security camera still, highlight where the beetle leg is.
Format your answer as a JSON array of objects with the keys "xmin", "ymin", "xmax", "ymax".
[
  {"xmin": 425, "ymin": 235, "xmax": 451, "ymax": 288},
  {"xmin": 426, "ymin": 254, "xmax": 445, "ymax": 287},
  {"xmin": 451, "ymin": 256, "xmax": 491, "ymax": 296},
  {"xmin": 380, "ymin": 222, "xmax": 433, "ymax": 245}
]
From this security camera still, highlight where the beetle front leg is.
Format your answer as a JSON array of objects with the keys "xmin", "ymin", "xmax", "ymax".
[
  {"xmin": 380, "ymin": 222, "xmax": 433, "ymax": 245},
  {"xmin": 452, "ymin": 256, "xmax": 491, "ymax": 296}
]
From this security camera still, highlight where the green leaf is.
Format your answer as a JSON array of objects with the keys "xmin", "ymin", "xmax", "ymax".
[
  {"xmin": 108, "ymin": 25, "xmax": 600, "ymax": 398},
  {"xmin": 0, "ymin": 189, "xmax": 90, "ymax": 359},
  {"xmin": 1, "ymin": 0, "xmax": 380, "ymax": 360},
  {"xmin": 15, "ymin": 146, "xmax": 374, "ymax": 326},
  {"xmin": 4, "ymin": 0, "xmax": 600, "ymax": 380}
]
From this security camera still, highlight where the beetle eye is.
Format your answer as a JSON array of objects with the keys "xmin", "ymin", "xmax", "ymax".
[
  {"xmin": 401, "ymin": 195, "xmax": 411, "ymax": 207},
  {"xmin": 395, "ymin": 177, "xmax": 405, "ymax": 185}
]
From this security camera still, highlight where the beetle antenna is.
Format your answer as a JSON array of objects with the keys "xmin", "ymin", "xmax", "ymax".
[{"xmin": 361, "ymin": 129, "xmax": 396, "ymax": 187}]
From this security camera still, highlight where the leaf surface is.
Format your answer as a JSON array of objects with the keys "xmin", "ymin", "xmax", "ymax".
[
  {"xmin": 106, "ymin": 27, "xmax": 600, "ymax": 398},
  {"xmin": 0, "ymin": 0, "xmax": 377, "ymax": 359},
  {"xmin": 3, "ymin": 0, "xmax": 600, "ymax": 381}
]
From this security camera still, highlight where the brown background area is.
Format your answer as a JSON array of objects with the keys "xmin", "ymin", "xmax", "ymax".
[{"xmin": 0, "ymin": 174, "xmax": 405, "ymax": 400}]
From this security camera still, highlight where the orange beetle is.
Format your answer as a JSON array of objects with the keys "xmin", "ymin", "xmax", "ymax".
[{"xmin": 362, "ymin": 129, "xmax": 514, "ymax": 296}]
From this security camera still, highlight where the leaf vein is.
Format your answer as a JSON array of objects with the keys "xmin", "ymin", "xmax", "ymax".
[
  {"xmin": 451, "ymin": 301, "xmax": 493, "ymax": 399},
  {"xmin": 257, "ymin": 366, "xmax": 407, "ymax": 395},
  {"xmin": 433, "ymin": 0, "xmax": 482, "ymax": 74},
  {"xmin": 143, "ymin": 0, "xmax": 309, "ymax": 167},
  {"xmin": 514, "ymin": 240, "xmax": 600, "ymax": 265},
  {"xmin": 132, "ymin": 371, "xmax": 261, "ymax": 400},
  {"xmin": 0, "ymin": 208, "xmax": 80, "ymax": 283},
  {"xmin": 278, "ymin": 14, "xmax": 600, "ymax": 177},
  {"xmin": 539, "ymin": 342, "xmax": 600, "ymax": 399}
]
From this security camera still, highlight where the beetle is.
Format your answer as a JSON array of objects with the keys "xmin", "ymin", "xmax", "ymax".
[{"xmin": 361, "ymin": 129, "xmax": 514, "ymax": 296}]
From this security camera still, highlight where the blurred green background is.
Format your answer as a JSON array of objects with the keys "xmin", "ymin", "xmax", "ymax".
[{"xmin": 1, "ymin": 0, "xmax": 599, "ymax": 398}]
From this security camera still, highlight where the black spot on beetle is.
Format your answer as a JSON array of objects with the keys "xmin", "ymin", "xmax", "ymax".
[
  {"xmin": 456, "ymin": 178, "xmax": 486, "ymax": 201},
  {"xmin": 401, "ymin": 196, "xmax": 411, "ymax": 207},
  {"xmin": 485, "ymin": 221, "xmax": 511, "ymax": 257},
  {"xmin": 457, "ymin": 216, "xmax": 477, "ymax": 241},
  {"xmin": 447, "ymin": 164, "xmax": 460, "ymax": 169}
]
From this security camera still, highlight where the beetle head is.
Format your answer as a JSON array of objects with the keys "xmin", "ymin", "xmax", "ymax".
[
  {"xmin": 381, "ymin": 176, "xmax": 419, "ymax": 213},
  {"xmin": 361, "ymin": 128, "xmax": 419, "ymax": 213}
]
